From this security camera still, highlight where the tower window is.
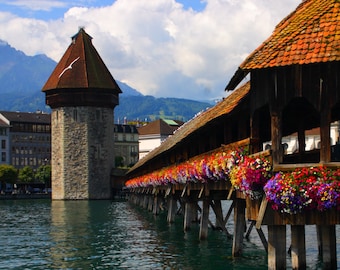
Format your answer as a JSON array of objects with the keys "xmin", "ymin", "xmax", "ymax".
[{"xmin": 73, "ymin": 109, "xmax": 78, "ymax": 122}]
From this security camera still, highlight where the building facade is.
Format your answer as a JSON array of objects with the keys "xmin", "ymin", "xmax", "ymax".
[
  {"xmin": 138, "ymin": 119, "xmax": 183, "ymax": 159},
  {"xmin": 0, "ymin": 111, "xmax": 51, "ymax": 169},
  {"xmin": 0, "ymin": 118, "xmax": 10, "ymax": 165},
  {"xmin": 114, "ymin": 124, "xmax": 139, "ymax": 167}
]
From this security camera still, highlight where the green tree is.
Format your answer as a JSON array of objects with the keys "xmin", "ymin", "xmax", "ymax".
[
  {"xmin": 0, "ymin": 164, "xmax": 18, "ymax": 186},
  {"xmin": 35, "ymin": 165, "xmax": 51, "ymax": 185},
  {"xmin": 18, "ymin": 166, "xmax": 35, "ymax": 183},
  {"xmin": 115, "ymin": 156, "xmax": 124, "ymax": 167}
]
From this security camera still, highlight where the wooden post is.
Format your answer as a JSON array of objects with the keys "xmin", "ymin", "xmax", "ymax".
[
  {"xmin": 212, "ymin": 200, "xmax": 224, "ymax": 229},
  {"xmin": 250, "ymin": 112, "xmax": 261, "ymax": 153},
  {"xmin": 184, "ymin": 200, "xmax": 193, "ymax": 231},
  {"xmin": 320, "ymin": 109, "xmax": 331, "ymax": 163},
  {"xmin": 257, "ymin": 227, "xmax": 268, "ymax": 253},
  {"xmin": 245, "ymin": 220, "xmax": 255, "ymax": 239},
  {"xmin": 199, "ymin": 198, "xmax": 210, "ymax": 240},
  {"xmin": 147, "ymin": 195, "xmax": 153, "ymax": 211},
  {"xmin": 142, "ymin": 195, "xmax": 147, "ymax": 208},
  {"xmin": 153, "ymin": 195, "xmax": 159, "ymax": 215},
  {"xmin": 316, "ymin": 225, "xmax": 323, "ymax": 257},
  {"xmin": 318, "ymin": 225, "xmax": 337, "ymax": 269},
  {"xmin": 167, "ymin": 197, "xmax": 177, "ymax": 223},
  {"xmin": 232, "ymin": 198, "xmax": 246, "ymax": 257},
  {"xmin": 268, "ymin": 225, "xmax": 286, "ymax": 270},
  {"xmin": 297, "ymin": 124, "xmax": 306, "ymax": 160},
  {"xmin": 291, "ymin": 225, "xmax": 306, "ymax": 270},
  {"xmin": 271, "ymin": 110, "xmax": 283, "ymax": 165}
]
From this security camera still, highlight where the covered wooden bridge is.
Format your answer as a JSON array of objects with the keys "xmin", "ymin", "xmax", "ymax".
[{"xmin": 124, "ymin": 0, "xmax": 340, "ymax": 269}]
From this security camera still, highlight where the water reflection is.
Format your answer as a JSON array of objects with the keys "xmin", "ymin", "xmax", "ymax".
[
  {"xmin": 49, "ymin": 200, "xmax": 176, "ymax": 269},
  {"xmin": 49, "ymin": 200, "xmax": 93, "ymax": 269}
]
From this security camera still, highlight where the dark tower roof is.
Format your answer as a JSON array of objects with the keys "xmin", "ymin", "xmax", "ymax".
[{"xmin": 42, "ymin": 28, "xmax": 121, "ymax": 108}]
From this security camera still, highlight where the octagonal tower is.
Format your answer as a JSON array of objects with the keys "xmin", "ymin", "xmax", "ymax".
[{"xmin": 42, "ymin": 28, "xmax": 121, "ymax": 200}]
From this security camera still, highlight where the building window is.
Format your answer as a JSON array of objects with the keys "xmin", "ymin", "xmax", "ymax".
[
  {"xmin": 96, "ymin": 110, "xmax": 101, "ymax": 121},
  {"xmin": 73, "ymin": 109, "xmax": 78, "ymax": 122},
  {"xmin": 1, "ymin": 152, "xmax": 5, "ymax": 162},
  {"xmin": 1, "ymin": 140, "xmax": 5, "ymax": 149}
]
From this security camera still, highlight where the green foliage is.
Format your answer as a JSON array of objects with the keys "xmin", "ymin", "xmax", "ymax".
[
  {"xmin": 115, "ymin": 96, "xmax": 212, "ymax": 122},
  {"xmin": 0, "ymin": 164, "xmax": 18, "ymax": 184},
  {"xmin": 35, "ymin": 165, "xmax": 51, "ymax": 184},
  {"xmin": 115, "ymin": 156, "xmax": 124, "ymax": 167},
  {"xmin": 18, "ymin": 166, "xmax": 35, "ymax": 183}
]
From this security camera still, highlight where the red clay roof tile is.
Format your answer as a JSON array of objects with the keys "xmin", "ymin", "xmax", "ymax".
[
  {"xmin": 249, "ymin": 0, "xmax": 339, "ymax": 68},
  {"xmin": 226, "ymin": 0, "xmax": 340, "ymax": 90}
]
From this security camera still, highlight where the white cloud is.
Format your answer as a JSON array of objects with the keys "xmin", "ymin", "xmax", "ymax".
[{"xmin": 0, "ymin": 0, "xmax": 301, "ymax": 101}]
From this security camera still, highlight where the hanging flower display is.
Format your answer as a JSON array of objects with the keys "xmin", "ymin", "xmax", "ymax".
[
  {"xmin": 125, "ymin": 148, "xmax": 340, "ymax": 214},
  {"xmin": 125, "ymin": 147, "xmax": 272, "ymax": 198},
  {"xmin": 230, "ymin": 156, "xmax": 272, "ymax": 199},
  {"xmin": 264, "ymin": 166, "xmax": 340, "ymax": 214}
]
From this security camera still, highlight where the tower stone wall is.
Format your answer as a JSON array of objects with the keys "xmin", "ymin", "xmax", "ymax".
[{"xmin": 51, "ymin": 106, "xmax": 114, "ymax": 200}]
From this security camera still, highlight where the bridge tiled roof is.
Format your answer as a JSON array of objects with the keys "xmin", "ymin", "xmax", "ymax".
[
  {"xmin": 226, "ymin": 0, "xmax": 340, "ymax": 90},
  {"xmin": 128, "ymin": 81, "xmax": 250, "ymax": 174}
]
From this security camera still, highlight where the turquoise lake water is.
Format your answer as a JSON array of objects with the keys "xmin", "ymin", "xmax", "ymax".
[{"xmin": 0, "ymin": 199, "xmax": 338, "ymax": 269}]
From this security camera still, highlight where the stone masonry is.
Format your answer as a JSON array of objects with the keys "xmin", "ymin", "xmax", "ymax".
[{"xmin": 51, "ymin": 106, "xmax": 114, "ymax": 200}]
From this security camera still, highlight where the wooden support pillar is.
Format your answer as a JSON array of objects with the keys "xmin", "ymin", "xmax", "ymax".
[
  {"xmin": 320, "ymin": 109, "xmax": 331, "ymax": 163},
  {"xmin": 211, "ymin": 200, "xmax": 224, "ymax": 229},
  {"xmin": 232, "ymin": 198, "xmax": 246, "ymax": 257},
  {"xmin": 297, "ymin": 126, "xmax": 305, "ymax": 154},
  {"xmin": 167, "ymin": 197, "xmax": 177, "ymax": 223},
  {"xmin": 317, "ymin": 225, "xmax": 337, "ymax": 269},
  {"xmin": 184, "ymin": 200, "xmax": 195, "ymax": 231},
  {"xmin": 153, "ymin": 195, "xmax": 159, "ymax": 215},
  {"xmin": 147, "ymin": 195, "xmax": 153, "ymax": 211},
  {"xmin": 291, "ymin": 225, "xmax": 306, "ymax": 270},
  {"xmin": 250, "ymin": 111, "xmax": 261, "ymax": 153},
  {"xmin": 192, "ymin": 203, "xmax": 199, "ymax": 223},
  {"xmin": 199, "ymin": 198, "xmax": 210, "ymax": 240},
  {"xmin": 143, "ymin": 195, "xmax": 148, "ymax": 208},
  {"xmin": 268, "ymin": 225, "xmax": 286, "ymax": 270},
  {"xmin": 257, "ymin": 227, "xmax": 268, "ymax": 253},
  {"xmin": 271, "ymin": 110, "xmax": 283, "ymax": 165},
  {"xmin": 245, "ymin": 220, "xmax": 255, "ymax": 239}
]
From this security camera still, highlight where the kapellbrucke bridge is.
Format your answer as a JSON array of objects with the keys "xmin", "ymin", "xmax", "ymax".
[{"xmin": 124, "ymin": 1, "xmax": 340, "ymax": 269}]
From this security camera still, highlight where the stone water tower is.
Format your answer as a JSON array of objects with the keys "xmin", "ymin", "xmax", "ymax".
[{"xmin": 42, "ymin": 28, "xmax": 121, "ymax": 200}]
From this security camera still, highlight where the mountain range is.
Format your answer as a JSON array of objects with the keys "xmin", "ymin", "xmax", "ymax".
[{"xmin": 0, "ymin": 40, "xmax": 212, "ymax": 122}]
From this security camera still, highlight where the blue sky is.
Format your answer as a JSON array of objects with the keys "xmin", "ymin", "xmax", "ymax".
[
  {"xmin": 0, "ymin": 0, "xmax": 300, "ymax": 102},
  {"xmin": 0, "ymin": 0, "xmax": 207, "ymax": 20}
]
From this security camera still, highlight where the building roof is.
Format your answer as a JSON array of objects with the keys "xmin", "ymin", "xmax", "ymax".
[
  {"xmin": 114, "ymin": 124, "xmax": 138, "ymax": 134},
  {"xmin": 137, "ymin": 119, "xmax": 183, "ymax": 136},
  {"xmin": 42, "ymin": 28, "xmax": 122, "ymax": 93},
  {"xmin": 0, "ymin": 118, "xmax": 9, "ymax": 127},
  {"xmin": 0, "ymin": 111, "xmax": 51, "ymax": 124},
  {"xmin": 128, "ymin": 81, "xmax": 250, "ymax": 174},
  {"xmin": 226, "ymin": 0, "xmax": 340, "ymax": 90}
]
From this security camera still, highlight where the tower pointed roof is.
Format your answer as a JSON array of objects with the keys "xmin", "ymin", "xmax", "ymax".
[
  {"xmin": 42, "ymin": 27, "xmax": 121, "ymax": 92},
  {"xmin": 42, "ymin": 28, "xmax": 121, "ymax": 108},
  {"xmin": 226, "ymin": 0, "xmax": 340, "ymax": 90}
]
